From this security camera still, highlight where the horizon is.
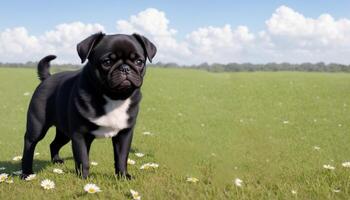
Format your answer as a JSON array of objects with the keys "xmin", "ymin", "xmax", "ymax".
[{"xmin": 1, "ymin": 1, "xmax": 350, "ymax": 65}]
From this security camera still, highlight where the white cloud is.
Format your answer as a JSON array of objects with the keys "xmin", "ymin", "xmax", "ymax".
[
  {"xmin": 116, "ymin": 8, "xmax": 191, "ymax": 63},
  {"xmin": 0, "ymin": 27, "xmax": 41, "ymax": 62},
  {"xmin": 1, "ymin": 6, "xmax": 350, "ymax": 64},
  {"xmin": 262, "ymin": 5, "xmax": 350, "ymax": 63},
  {"xmin": 0, "ymin": 22, "xmax": 104, "ymax": 63},
  {"xmin": 186, "ymin": 25, "xmax": 255, "ymax": 63},
  {"xmin": 41, "ymin": 22, "xmax": 105, "ymax": 63}
]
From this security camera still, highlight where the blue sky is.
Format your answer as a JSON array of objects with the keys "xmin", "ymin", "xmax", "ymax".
[
  {"xmin": 1, "ymin": 0, "xmax": 350, "ymax": 64},
  {"xmin": 2, "ymin": 0, "xmax": 350, "ymax": 38}
]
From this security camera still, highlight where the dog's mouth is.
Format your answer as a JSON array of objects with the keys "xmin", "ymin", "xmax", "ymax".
[{"xmin": 107, "ymin": 72, "xmax": 142, "ymax": 91}]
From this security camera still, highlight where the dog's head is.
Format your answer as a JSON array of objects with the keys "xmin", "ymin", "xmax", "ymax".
[{"xmin": 77, "ymin": 32, "xmax": 157, "ymax": 99}]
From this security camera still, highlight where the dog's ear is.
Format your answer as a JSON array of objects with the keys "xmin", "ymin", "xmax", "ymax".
[
  {"xmin": 132, "ymin": 33, "xmax": 157, "ymax": 63},
  {"xmin": 77, "ymin": 32, "xmax": 105, "ymax": 63}
]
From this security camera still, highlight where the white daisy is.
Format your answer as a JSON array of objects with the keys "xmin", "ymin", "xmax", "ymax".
[
  {"xmin": 12, "ymin": 156, "xmax": 22, "ymax": 161},
  {"xmin": 84, "ymin": 183, "xmax": 101, "ymax": 194},
  {"xmin": 342, "ymin": 161, "xmax": 350, "ymax": 168},
  {"xmin": 291, "ymin": 190, "xmax": 297, "ymax": 195},
  {"xmin": 283, "ymin": 120, "xmax": 289, "ymax": 124},
  {"xmin": 23, "ymin": 92, "xmax": 30, "ymax": 96},
  {"xmin": 142, "ymin": 131, "xmax": 152, "ymax": 135},
  {"xmin": 128, "ymin": 159, "xmax": 136, "ymax": 165},
  {"xmin": 323, "ymin": 164, "xmax": 335, "ymax": 170},
  {"xmin": 0, "ymin": 173, "xmax": 8, "ymax": 182},
  {"xmin": 41, "ymin": 179, "xmax": 55, "ymax": 190},
  {"xmin": 90, "ymin": 161, "xmax": 98, "ymax": 166},
  {"xmin": 186, "ymin": 177, "xmax": 199, "ymax": 183},
  {"xmin": 140, "ymin": 163, "xmax": 159, "ymax": 170},
  {"xmin": 0, "ymin": 167, "xmax": 5, "ymax": 171},
  {"xmin": 130, "ymin": 189, "xmax": 141, "ymax": 200},
  {"xmin": 12, "ymin": 170, "xmax": 22, "ymax": 176},
  {"xmin": 234, "ymin": 178, "xmax": 243, "ymax": 187},
  {"xmin": 25, "ymin": 174, "xmax": 36, "ymax": 181},
  {"xmin": 313, "ymin": 146, "xmax": 321, "ymax": 150},
  {"xmin": 53, "ymin": 168, "xmax": 64, "ymax": 174},
  {"xmin": 332, "ymin": 189, "xmax": 341, "ymax": 193},
  {"xmin": 5, "ymin": 179, "xmax": 14, "ymax": 184},
  {"xmin": 149, "ymin": 163, "xmax": 159, "ymax": 168},
  {"xmin": 135, "ymin": 153, "xmax": 144, "ymax": 158}
]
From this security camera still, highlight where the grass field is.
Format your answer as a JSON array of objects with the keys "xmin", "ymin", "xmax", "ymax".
[{"xmin": 1, "ymin": 67, "xmax": 350, "ymax": 199}]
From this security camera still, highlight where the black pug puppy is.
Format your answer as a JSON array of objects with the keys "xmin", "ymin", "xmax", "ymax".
[{"xmin": 21, "ymin": 32, "xmax": 156, "ymax": 179}]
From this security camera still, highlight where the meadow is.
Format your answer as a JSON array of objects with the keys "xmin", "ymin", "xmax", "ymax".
[{"xmin": 0, "ymin": 67, "xmax": 350, "ymax": 199}]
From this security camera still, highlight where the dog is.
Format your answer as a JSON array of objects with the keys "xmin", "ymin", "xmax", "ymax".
[{"xmin": 21, "ymin": 32, "xmax": 156, "ymax": 179}]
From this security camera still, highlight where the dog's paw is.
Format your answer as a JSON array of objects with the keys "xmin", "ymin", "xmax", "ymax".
[
  {"xmin": 20, "ymin": 173, "xmax": 31, "ymax": 180},
  {"xmin": 125, "ymin": 173, "xmax": 132, "ymax": 180},
  {"xmin": 52, "ymin": 158, "xmax": 64, "ymax": 164},
  {"xmin": 116, "ymin": 172, "xmax": 132, "ymax": 180}
]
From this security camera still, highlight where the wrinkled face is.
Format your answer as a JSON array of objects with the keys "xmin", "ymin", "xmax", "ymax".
[
  {"xmin": 89, "ymin": 35, "xmax": 146, "ymax": 94},
  {"xmin": 77, "ymin": 33, "xmax": 156, "ymax": 99}
]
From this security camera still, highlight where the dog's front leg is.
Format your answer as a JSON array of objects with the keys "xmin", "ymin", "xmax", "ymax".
[
  {"xmin": 71, "ymin": 133, "xmax": 94, "ymax": 179},
  {"xmin": 112, "ymin": 128, "xmax": 134, "ymax": 179}
]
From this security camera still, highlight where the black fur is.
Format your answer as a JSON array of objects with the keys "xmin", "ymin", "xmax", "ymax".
[
  {"xmin": 21, "ymin": 33, "xmax": 157, "ymax": 179},
  {"xmin": 37, "ymin": 55, "xmax": 56, "ymax": 81}
]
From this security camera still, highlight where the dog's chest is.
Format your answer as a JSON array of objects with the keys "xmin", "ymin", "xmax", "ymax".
[{"xmin": 89, "ymin": 96, "xmax": 131, "ymax": 138}]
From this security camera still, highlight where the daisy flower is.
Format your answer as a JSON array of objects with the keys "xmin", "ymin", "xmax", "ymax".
[
  {"xmin": 234, "ymin": 178, "xmax": 243, "ymax": 187},
  {"xmin": 140, "ymin": 163, "xmax": 159, "ymax": 170},
  {"xmin": 25, "ymin": 174, "xmax": 36, "ymax": 181},
  {"xmin": 135, "ymin": 153, "xmax": 144, "ymax": 158},
  {"xmin": 0, "ymin": 167, "xmax": 5, "ymax": 171},
  {"xmin": 84, "ymin": 183, "xmax": 101, "ymax": 194},
  {"xmin": 53, "ymin": 168, "xmax": 64, "ymax": 174},
  {"xmin": 12, "ymin": 170, "xmax": 22, "ymax": 176},
  {"xmin": 149, "ymin": 163, "xmax": 159, "ymax": 168},
  {"xmin": 41, "ymin": 179, "xmax": 55, "ymax": 190},
  {"xmin": 130, "ymin": 189, "xmax": 141, "ymax": 200},
  {"xmin": 186, "ymin": 177, "xmax": 199, "ymax": 183},
  {"xmin": 5, "ymin": 179, "xmax": 14, "ymax": 184},
  {"xmin": 127, "ymin": 159, "xmax": 136, "ymax": 165},
  {"xmin": 142, "ymin": 131, "xmax": 152, "ymax": 135},
  {"xmin": 23, "ymin": 92, "xmax": 30, "ymax": 96},
  {"xmin": 323, "ymin": 164, "xmax": 335, "ymax": 170},
  {"xmin": 291, "ymin": 190, "xmax": 297, "ymax": 195},
  {"xmin": 12, "ymin": 156, "xmax": 22, "ymax": 161},
  {"xmin": 313, "ymin": 146, "xmax": 321, "ymax": 150},
  {"xmin": 332, "ymin": 189, "xmax": 341, "ymax": 193},
  {"xmin": 90, "ymin": 161, "xmax": 98, "ymax": 166},
  {"xmin": 283, "ymin": 120, "xmax": 289, "ymax": 124},
  {"xmin": 0, "ymin": 173, "xmax": 8, "ymax": 182},
  {"xmin": 342, "ymin": 161, "xmax": 350, "ymax": 168}
]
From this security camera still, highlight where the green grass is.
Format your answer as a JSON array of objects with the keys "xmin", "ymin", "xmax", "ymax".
[{"xmin": 1, "ymin": 67, "xmax": 350, "ymax": 199}]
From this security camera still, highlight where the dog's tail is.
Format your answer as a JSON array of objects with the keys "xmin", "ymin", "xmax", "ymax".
[{"xmin": 37, "ymin": 55, "xmax": 56, "ymax": 81}]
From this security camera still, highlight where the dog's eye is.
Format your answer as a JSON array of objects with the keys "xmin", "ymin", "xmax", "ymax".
[
  {"xmin": 135, "ymin": 59, "xmax": 144, "ymax": 66},
  {"xmin": 102, "ymin": 58, "xmax": 113, "ymax": 67}
]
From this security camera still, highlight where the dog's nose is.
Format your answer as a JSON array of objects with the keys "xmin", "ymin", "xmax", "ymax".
[{"xmin": 119, "ymin": 64, "xmax": 130, "ymax": 73}]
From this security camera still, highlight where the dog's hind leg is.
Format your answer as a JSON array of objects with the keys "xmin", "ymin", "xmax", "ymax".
[
  {"xmin": 21, "ymin": 116, "xmax": 51, "ymax": 179},
  {"xmin": 50, "ymin": 128, "xmax": 70, "ymax": 164}
]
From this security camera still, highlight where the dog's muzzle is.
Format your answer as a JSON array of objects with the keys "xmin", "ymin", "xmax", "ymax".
[{"xmin": 119, "ymin": 64, "xmax": 130, "ymax": 74}]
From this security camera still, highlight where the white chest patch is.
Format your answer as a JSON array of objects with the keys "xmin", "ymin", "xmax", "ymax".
[{"xmin": 89, "ymin": 96, "xmax": 131, "ymax": 138}]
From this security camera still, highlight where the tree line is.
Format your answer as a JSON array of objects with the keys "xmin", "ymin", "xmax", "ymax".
[
  {"xmin": 154, "ymin": 62, "xmax": 350, "ymax": 72},
  {"xmin": 1, "ymin": 61, "xmax": 350, "ymax": 72}
]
